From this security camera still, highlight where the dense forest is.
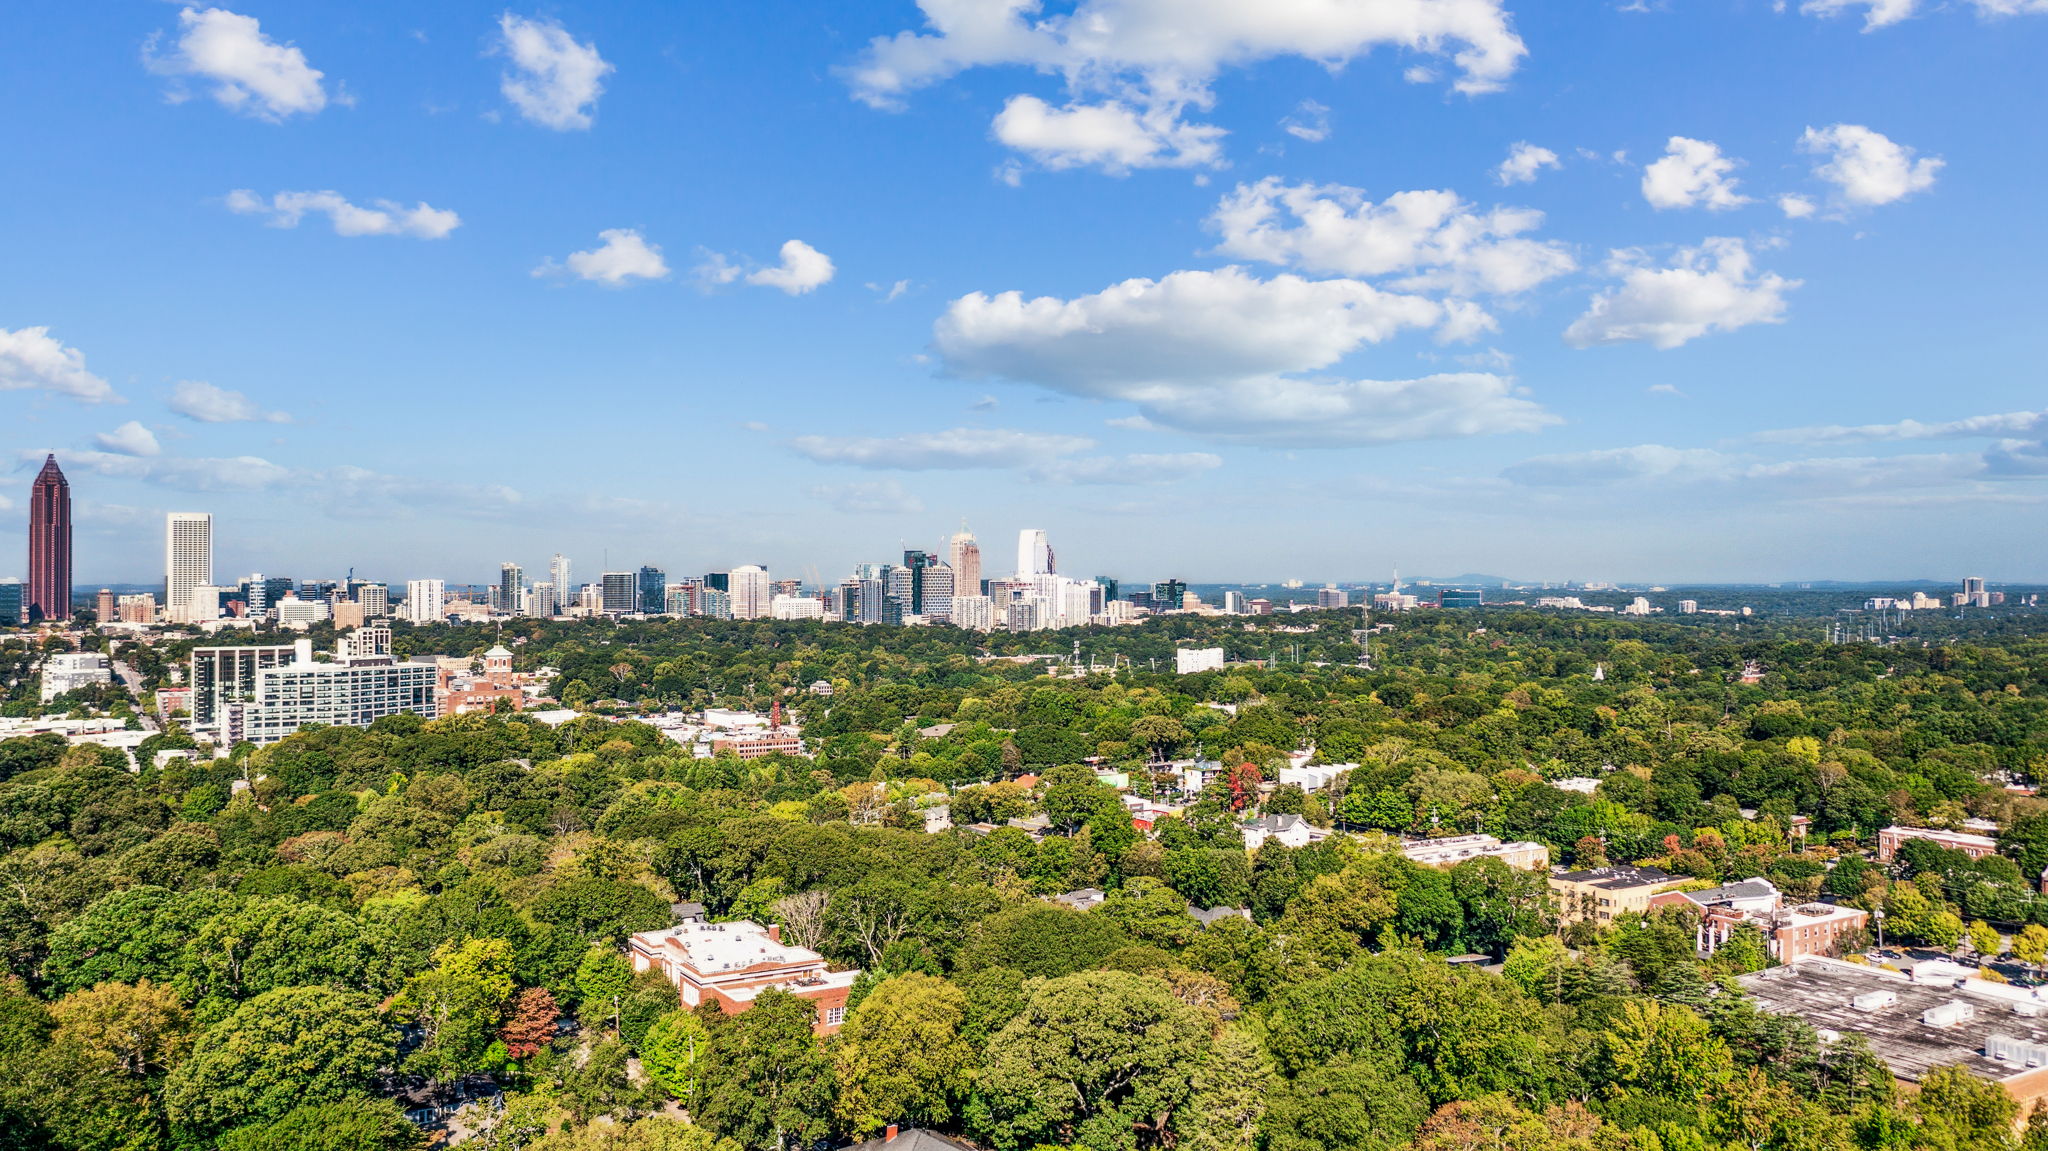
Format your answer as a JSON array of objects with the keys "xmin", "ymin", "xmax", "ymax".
[{"xmin": 1, "ymin": 606, "xmax": 2047, "ymax": 1150}]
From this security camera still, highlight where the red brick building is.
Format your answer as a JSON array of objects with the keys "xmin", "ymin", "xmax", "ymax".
[{"xmin": 627, "ymin": 916, "xmax": 859, "ymax": 1035}]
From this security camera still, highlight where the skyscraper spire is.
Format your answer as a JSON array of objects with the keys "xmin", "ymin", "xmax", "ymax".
[{"xmin": 28, "ymin": 455, "xmax": 72, "ymax": 622}]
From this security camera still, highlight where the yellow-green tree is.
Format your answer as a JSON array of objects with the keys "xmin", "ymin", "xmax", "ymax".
[{"xmin": 832, "ymin": 973, "xmax": 974, "ymax": 1137}]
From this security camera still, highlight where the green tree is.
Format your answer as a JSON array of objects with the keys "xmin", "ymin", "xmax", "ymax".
[
  {"xmin": 695, "ymin": 988, "xmax": 835, "ymax": 1151},
  {"xmin": 215, "ymin": 1097, "xmax": 426, "ymax": 1151},
  {"xmin": 974, "ymin": 970, "xmax": 1213, "ymax": 1151},
  {"xmin": 832, "ymin": 972, "xmax": 974, "ymax": 1137},
  {"xmin": 576, "ymin": 946, "xmax": 636, "ymax": 1032},
  {"xmin": 1603, "ymin": 999, "xmax": 1733, "ymax": 1103},
  {"xmin": 391, "ymin": 937, "xmax": 517, "ymax": 1079},
  {"xmin": 48, "ymin": 979, "xmax": 191, "ymax": 1078},
  {"xmin": 1968, "ymin": 920, "xmax": 2004, "ymax": 961},
  {"xmin": 642, "ymin": 1010, "xmax": 713, "ymax": 1102},
  {"xmin": 1173, "ymin": 1025, "xmax": 1273, "ymax": 1151},
  {"xmin": 163, "ymin": 986, "xmax": 395, "ymax": 1132}
]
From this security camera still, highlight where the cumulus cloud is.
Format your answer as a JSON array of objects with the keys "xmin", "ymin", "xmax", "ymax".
[
  {"xmin": 92, "ymin": 422, "xmax": 162, "ymax": 457},
  {"xmin": 1564, "ymin": 238, "xmax": 1797, "ymax": 350},
  {"xmin": 791, "ymin": 427, "xmax": 1095, "ymax": 469},
  {"xmin": 847, "ymin": 0, "xmax": 1523, "ymax": 171},
  {"xmin": 1757, "ymin": 409, "xmax": 2048, "ymax": 444},
  {"xmin": 538, "ymin": 229, "xmax": 670, "ymax": 286},
  {"xmin": 145, "ymin": 6, "xmax": 327, "ymax": 120},
  {"xmin": 167, "ymin": 380, "xmax": 290, "ymax": 424},
  {"xmin": 0, "ymin": 327, "xmax": 118, "ymax": 403},
  {"xmin": 1496, "ymin": 142, "xmax": 1560, "ymax": 185},
  {"xmin": 1280, "ymin": 100, "xmax": 1331, "ymax": 143},
  {"xmin": 746, "ymin": 240, "xmax": 837, "ymax": 295},
  {"xmin": 992, "ymin": 95, "xmax": 1226, "ymax": 172},
  {"xmin": 1641, "ymin": 137, "xmax": 1750, "ymax": 210},
  {"xmin": 1209, "ymin": 178, "xmax": 1576, "ymax": 298},
  {"xmin": 1798, "ymin": 124, "xmax": 1942, "ymax": 208},
  {"xmin": 1779, "ymin": 194, "xmax": 1817, "ymax": 219},
  {"xmin": 810, "ymin": 480, "xmax": 925, "ymax": 515},
  {"xmin": 932, "ymin": 267, "xmax": 1556, "ymax": 446},
  {"xmin": 497, "ymin": 13, "xmax": 612, "ymax": 131},
  {"xmin": 847, "ymin": 0, "xmax": 1527, "ymax": 106},
  {"xmin": 225, "ymin": 189, "xmax": 460, "ymax": 238}
]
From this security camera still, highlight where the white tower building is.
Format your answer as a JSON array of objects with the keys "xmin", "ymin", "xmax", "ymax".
[
  {"xmin": 730, "ymin": 565, "xmax": 773, "ymax": 619},
  {"xmin": 1016, "ymin": 529, "xmax": 1053, "ymax": 577},
  {"xmin": 165, "ymin": 513, "xmax": 214, "ymax": 618}
]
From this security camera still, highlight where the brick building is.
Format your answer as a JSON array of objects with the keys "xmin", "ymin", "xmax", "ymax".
[{"xmin": 628, "ymin": 916, "xmax": 859, "ymax": 1036}]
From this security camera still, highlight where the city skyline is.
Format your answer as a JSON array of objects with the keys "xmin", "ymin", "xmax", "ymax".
[{"xmin": 2, "ymin": 4, "xmax": 2046, "ymax": 583}]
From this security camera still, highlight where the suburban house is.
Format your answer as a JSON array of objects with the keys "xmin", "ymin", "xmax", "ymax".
[{"xmin": 1240, "ymin": 813, "xmax": 1328, "ymax": 852}]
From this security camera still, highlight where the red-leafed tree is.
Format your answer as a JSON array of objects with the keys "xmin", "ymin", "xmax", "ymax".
[
  {"xmin": 498, "ymin": 987, "xmax": 559, "ymax": 1060},
  {"xmin": 1226, "ymin": 763, "xmax": 1262, "ymax": 812}
]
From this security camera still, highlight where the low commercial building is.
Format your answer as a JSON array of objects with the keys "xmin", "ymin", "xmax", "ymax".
[
  {"xmin": 1549, "ymin": 863, "xmax": 1682, "ymax": 924},
  {"xmin": 1403, "ymin": 834, "xmax": 1550, "ymax": 871},
  {"xmin": 628, "ymin": 916, "xmax": 858, "ymax": 1036},
  {"xmin": 1742, "ymin": 957, "xmax": 2048, "ymax": 1122},
  {"xmin": 1878, "ymin": 825, "xmax": 1999, "ymax": 861}
]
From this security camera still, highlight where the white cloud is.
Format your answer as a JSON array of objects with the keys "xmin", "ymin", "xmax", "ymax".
[
  {"xmin": 811, "ymin": 480, "xmax": 925, "ymax": 515},
  {"xmin": 539, "ymin": 229, "xmax": 670, "ymax": 286},
  {"xmin": 1798, "ymin": 123, "xmax": 1942, "ymax": 208},
  {"xmin": 932, "ymin": 267, "xmax": 1556, "ymax": 446},
  {"xmin": 1757, "ymin": 409, "xmax": 2048, "ymax": 444},
  {"xmin": 497, "ymin": 13, "xmax": 612, "ymax": 131},
  {"xmin": 1641, "ymin": 137, "xmax": 1750, "ymax": 211},
  {"xmin": 791, "ymin": 427, "xmax": 1095, "ymax": 469},
  {"xmin": 1564, "ymin": 238, "xmax": 1797, "ymax": 350},
  {"xmin": 225, "ymin": 189, "xmax": 460, "ymax": 238},
  {"xmin": 1029, "ymin": 452, "xmax": 1223, "ymax": 484},
  {"xmin": 1209, "ymin": 178, "xmax": 1576, "ymax": 297},
  {"xmin": 1800, "ymin": 0, "xmax": 1923, "ymax": 29},
  {"xmin": 167, "ymin": 380, "xmax": 290, "ymax": 424},
  {"xmin": 747, "ymin": 240, "xmax": 837, "ymax": 295},
  {"xmin": 1972, "ymin": 0, "xmax": 2048, "ymax": 14},
  {"xmin": 1280, "ymin": 100, "xmax": 1331, "ymax": 143},
  {"xmin": 1504, "ymin": 444, "xmax": 1733, "ymax": 487},
  {"xmin": 1778, "ymin": 194, "xmax": 1817, "ymax": 219},
  {"xmin": 992, "ymin": 95, "xmax": 1225, "ymax": 173},
  {"xmin": 93, "ymin": 422, "xmax": 161, "ymax": 457},
  {"xmin": 46, "ymin": 449, "xmax": 292, "ymax": 492},
  {"xmin": 1496, "ymin": 142, "xmax": 1560, "ymax": 185},
  {"xmin": 846, "ymin": 0, "xmax": 1527, "ymax": 108},
  {"xmin": 145, "ymin": 6, "xmax": 327, "ymax": 121},
  {"xmin": 848, "ymin": 0, "xmax": 1523, "ymax": 171},
  {"xmin": 0, "ymin": 327, "xmax": 118, "ymax": 403}
]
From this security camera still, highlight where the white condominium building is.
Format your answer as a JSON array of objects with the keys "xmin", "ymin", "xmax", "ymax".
[{"xmin": 165, "ymin": 513, "xmax": 213, "ymax": 616}]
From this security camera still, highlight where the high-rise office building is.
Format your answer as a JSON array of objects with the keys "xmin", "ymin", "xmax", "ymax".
[
  {"xmin": 704, "ymin": 571, "xmax": 730, "ymax": 593},
  {"xmin": 638, "ymin": 566, "xmax": 667, "ymax": 615},
  {"xmin": 698, "ymin": 588, "xmax": 732, "ymax": 619},
  {"xmin": 1016, "ymin": 529, "xmax": 1053, "ymax": 577},
  {"xmin": 28, "ymin": 454, "xmax": 71, "ymax": 622},
  {"xmin": 730, "ymin": 565, "xmax": 772, "ymax": 619},
  {"xmin": 948, "ymin": 528, "xmax": 982, "ymax": 597},
  {"xmin": 1963, "ymin": 576, "xmax": 1987, "ymax": 597},
  {"xmin": 1152, "ymin": 579, "xmax": 1188, "ymax": 611},
  {"xmin": 0, "ymin": 580, "xmax": 23, "ymax": 627},
  {"xmin": 1222, "ymin": 590, "xmax": 1247, "ymax": 615},
  {"xmin": 1317, "ymin": 586, "xmax": 1350, "ymax": 610},
  {"xmin": 527, "ymin": 582, "xmax": 558, "ymax": 618},
  {"xmin": 497, "ymin": 563, "xmax": 524, "ymax": 615},
  {"xmin": 550, "ymin": 554, "xmax": 572, "ymax": 606},
  {"xmin": 405, "ymin": 579, "xmax": 446, "ymax": 625},
  {"xmin": 601, "ymin": 572, "xmax": 637, "ymax": 615},
  {"xmin": 165, "ymin": 513, "xmax": 213, "ymax": 619},
  {"xmin": 357, "ymin": 583, "xmax": 390, "ymax": 617},
  {"xmin": 95, "ymin": 588, "xmax": 117, "ymax": 620}
]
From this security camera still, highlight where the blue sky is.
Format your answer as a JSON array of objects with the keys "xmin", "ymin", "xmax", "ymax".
[{"xmin": 2, "ymin": 0, "xmax": 2043, "ymax": 588}]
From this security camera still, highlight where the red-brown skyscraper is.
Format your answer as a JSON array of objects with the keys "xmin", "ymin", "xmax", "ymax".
[{"xmin": 28, "ymin": 454, "xmax": 71, "ymax": 622}]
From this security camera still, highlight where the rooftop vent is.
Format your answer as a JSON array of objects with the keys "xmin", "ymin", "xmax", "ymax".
[
  {"xmin": 1988, "ymin": 1034, "xmax": 2048, "ymax": 1067},
  {"xmin": 1923, "ymin": 1000, "xmax": 1977, "ymax": 1029},
  {"xmin": 1851, "ymin": 991, "xmax": 1897, "ymax": 1012}
]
